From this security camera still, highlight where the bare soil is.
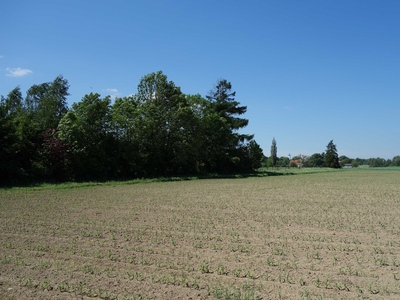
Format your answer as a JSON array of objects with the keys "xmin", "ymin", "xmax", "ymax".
[{"xmin": 1, "ymin": 169, "xmax": 400, "ymax": 299}]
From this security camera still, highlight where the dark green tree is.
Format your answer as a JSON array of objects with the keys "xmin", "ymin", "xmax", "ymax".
[
  {"xmin": 1, "ymin": 84, "xmax": 53, "ymax": 182},
  {"xmin": 110, "ymin": 95, "xmax": 143, "ymax": 177},
  {"xmin": 0, "ymin": 95, "xmax": 21, "ymax": 183},
  {"xmin": 270, "ymin": 138, "xmax": 277, "ymax": 167},
  {"xmin": 308, "ymin": 153, "xmax": 325, "ymax": 167},
  {"xmin": 4, "ymin": 87, "xmax": 23, "ymax": 115},
  {"xmin": 136, "ymin": 71, "xmax": 198, "ymax": 175},
  {"xmin": 1, "ymin": 72, "xmax": 263, "ymax": 184},
  {"xmin": 25, "ymin": 75, "xmax": 69, "ymax": 131},
  {"xmin": 3, "ymin": 76, "xmax": 71, "ymax": 181},
  {"xmin": 1, "ymin": 81, "xmax": 66, "ymax": 183},
  {"xmin": 206, "ymin": 79, "xmax": 251, "ymax": 134},
  {"xmin": 355, "ymin": 157, "xmax": 368, "ymax": 166},
  {"xmin": 324, "ymin": 140, "xmax": 341, "ymax": 168},
  {"xmin": 205, "ymin": 79, "xmax": 253, "ymax": 172},
  {"xmin": 277, "ymin": 156, "xmax": 289, "ymax": 167},
  {"xmin": 247, "ymin": 140, "xmax": 263, "ymax": 170},
  {"xmin": 111, "ymin": 95, "xmax": 139, "ymax": 142},
  {"xmin": 368, "ymin": 157, "xmax": 387, "ymax": 167},
  {"xmin": 392, "ymin": 155, "xmax": 400, "ymax": 166},
  {"xmin": 58, "ymin": 93, "xmax": 114, "ymax": 179},
  {"xmin": 339, "ymin": 155, "xmax": 351, "ymax": 167}
]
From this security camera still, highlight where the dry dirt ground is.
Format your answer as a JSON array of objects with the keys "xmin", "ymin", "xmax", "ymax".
[{"xmin": 1, "ymin": 169, "xmax": 400, "ymax": 299}]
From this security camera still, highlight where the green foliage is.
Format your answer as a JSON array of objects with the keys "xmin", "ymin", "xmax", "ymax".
[
  {"xmin": 203, "ymin": 79, "xmax": 254, "ymax": 173},
  {"xmin": 110, "ymin": 95, "xmax": 143, "ymax": 177},
  {"xmin": 307, "ymin": 153, "xmax": 325, "ymax": 167},
  {"xmin": 1, "ymin": 72, "xmax": 263, "ymax": 185},
  {"xmin": 369, "ymin": 157, "xmax": 390, "ymax": 167},
  {"xmin": 270, "ymin": 138, "xmax": 277, "ymax": 167},
  {"xmin": 4, "ymin": 87, "xmax": 23, "ymax": 115},
  {"xmin": 135, "ymin": 71, "xmax": 200, "ymax": 175},
  {"xmin": 0, "ymin": 95, "xmax": 21, "ymax": 182},
  {"xmin": 206, "ymin": 79, "xmax": 248, "ymax": 131},
  {"xmin": 277, "ymin": 156, "xmax": 289, "ymax": 167},
  {"xmin": 324, "ymin": 140, "xmax": 341, "ymax": 168},
  {"xmin": 4, "ymin": 72, "xmax": 399, "ymax": 186},
  {"xmin": 247, "ymin": 140, "xmax": 263, "ymax": 169},
  {"xmin": 0, "ymin": 77, "xmax": 69, "ymax": 183},
  {"xmin": 392, "ymin": 156, "xmax": 400, "ymax": 166},
  {"xmin": 25, "ymin": 75, "xmax": 69, "ymax": 131},
  {"xmin": 59, "ymin": 93, "xmax": 114, "ymax": 180},
  {"xmin": 339, "ymin": 155, "xmax": 351, "ymax": 167}
]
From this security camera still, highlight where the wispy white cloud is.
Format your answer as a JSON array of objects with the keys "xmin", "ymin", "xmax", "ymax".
[
  {"xmin": 103, "ymin": 88, "xmax": 120, "ymax": 99},
  {"xmin": 104, "ymin": 88, "xmax": 119, "ymax": 94},
  {"xmin": 0, "ymin": 55, "xmax": 4, "ymax": 59},
  {"xmin": 284, "ymin": 105, "xmax": 291, "ymax": 110},
  {"xmin": 6, "ymin": 67, "xmax": 33, "ymax": 77}
]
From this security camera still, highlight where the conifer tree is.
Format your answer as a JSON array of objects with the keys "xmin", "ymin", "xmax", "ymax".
[{"xmin": 324, "ymin": 140, "xmax": 341, "ymax": 168}]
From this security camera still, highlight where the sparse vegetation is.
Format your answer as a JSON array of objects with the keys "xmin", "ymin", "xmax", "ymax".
[{"xmin": 1, "ymin": 169, "xmax": 400, "ymax": 299}]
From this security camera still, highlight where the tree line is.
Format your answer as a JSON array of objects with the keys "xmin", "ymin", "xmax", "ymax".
[
  {"xmin": 266, "ymin": 140, "xmax": 341, "ymax": 168},
  {"xmin": 350, "ymin": 156, "xmax": 400, "ymax": 167},
  {"xmin": 264, "ymin": 138, "xmax": 400, "ymax": 168},
  {"xmin": 0, "ymin": 71, "xmax": 264, "ymax": 185}
]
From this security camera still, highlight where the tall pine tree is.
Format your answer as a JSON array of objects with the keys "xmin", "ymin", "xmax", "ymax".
[
  {"xmin": 204, "ymin": 79, "xmax": 254, "ymax": 172},
  {"xmin": 324, "ymin": 140, "xmax": 341, "ymax": 168}
]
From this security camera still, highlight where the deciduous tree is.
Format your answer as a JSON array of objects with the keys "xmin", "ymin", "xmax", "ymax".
[
  {"xmin": 392, "ymin": 156, "xmax": 400, "ymax": 166},
  {"xmin": 58, "ymin": 93, "xmax": 113, "ymax": 179},
  {"xmin": 247, "ymin": 140, "xmax": 263, "ymax": 170},
  {"xmin": 307, "ymin": 153, "xmax": 325, "ymax": 167},
  {"xmin": 25, "ymin": 75, "xmax": 69, "ymax": 130}
]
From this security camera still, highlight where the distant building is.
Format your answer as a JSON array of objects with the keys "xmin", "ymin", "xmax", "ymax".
[
  {"xmin": 290, "ymin": 159, "xmax": 302, "ymax": 168},
  {"xmin": 344, "ymin": 164, "xmax": 352, "ymax": 168}
]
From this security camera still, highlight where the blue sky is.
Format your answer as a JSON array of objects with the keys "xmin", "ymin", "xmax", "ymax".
[{"xmin": 1, "ymin": 0, "xmax": 399, "ymax": 159}]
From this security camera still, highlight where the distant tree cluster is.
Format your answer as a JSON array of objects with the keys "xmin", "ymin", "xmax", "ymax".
[
  {"xmin": 362, "ymin": 157, "xmax": 399, "ymax": 167},
  {"xmin": 263, "ymin": 140, "xmax": 400, "ymax": 170},
  {"xmin": 264, "ymin": 140, "xmax": 342, "ymax": 169},
  {"xmin": 334, "ymin": 155, "xmax": 399, "ymax": 168},
  {"xmin": 262, "ymin": 138, "xmax": 288, "ymax": 168},
  {"xmin": 0, "ymin": 71, "xmax": 264, "ymax": 185},
  {"xmin": 288, "ymin": 143, "xmax": 399, "ymax": 169}
]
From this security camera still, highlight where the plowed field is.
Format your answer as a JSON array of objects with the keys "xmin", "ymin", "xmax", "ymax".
[{"xmin": 1, "ymin": 170, "xmax": 400, "ymax": 299}]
